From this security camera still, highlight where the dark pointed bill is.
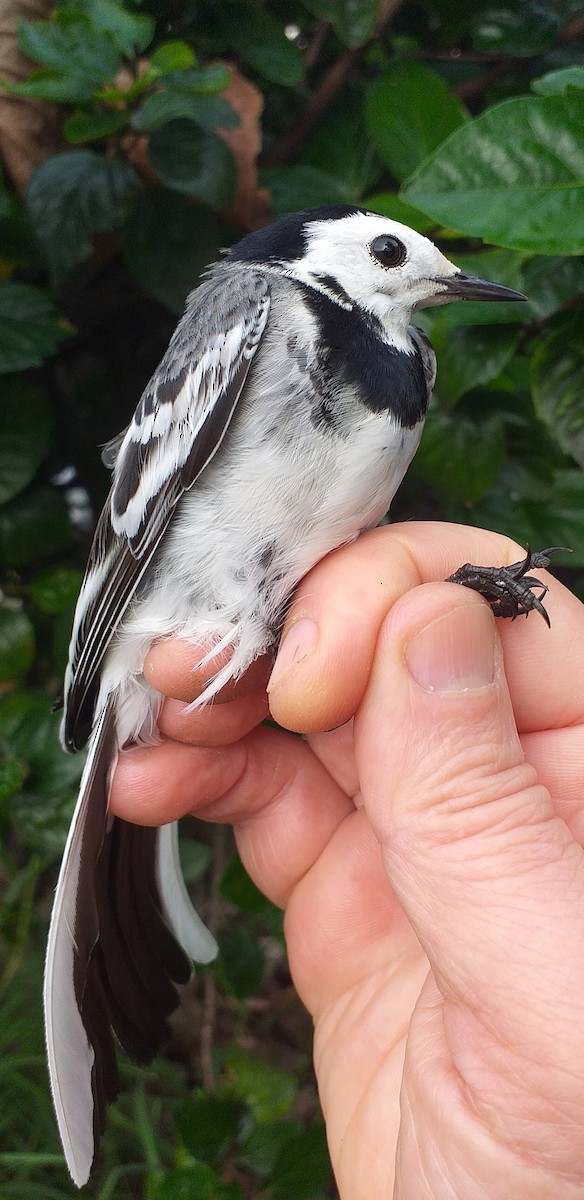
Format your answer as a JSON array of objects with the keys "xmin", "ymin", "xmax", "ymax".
[{"xmin": 436, "ymin": 272, "xmax": 527, "ymax": 303}]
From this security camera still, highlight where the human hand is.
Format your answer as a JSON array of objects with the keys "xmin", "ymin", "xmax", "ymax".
[{"xmin": 110, "ymin": 523, "xmax": 584, "ymax": 1200}]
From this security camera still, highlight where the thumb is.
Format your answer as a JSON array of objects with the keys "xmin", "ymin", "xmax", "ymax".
[{"xmin": 355, "ymin": 584, "xmax": 584, "ymax": 1075}]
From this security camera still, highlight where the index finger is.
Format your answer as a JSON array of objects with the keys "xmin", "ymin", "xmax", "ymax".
[{"xmin": 267, "ymin": 522, "xmax": 584, "ymax": 736}]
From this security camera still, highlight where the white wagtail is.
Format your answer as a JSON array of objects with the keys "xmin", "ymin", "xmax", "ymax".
[{"xmin": 45, "ymin": 205, "xmax": 535, "ymax": 1185}]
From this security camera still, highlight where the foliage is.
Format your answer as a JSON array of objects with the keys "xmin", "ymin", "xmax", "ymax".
[{"xmin": 0, "ymin": 0, "xmax": 582, "ymax": 1196}]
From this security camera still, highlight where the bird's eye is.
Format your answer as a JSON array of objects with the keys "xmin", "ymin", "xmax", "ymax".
[{"xmin": 369, "ymin": 235, "xmax": 407, "ymax": 269}]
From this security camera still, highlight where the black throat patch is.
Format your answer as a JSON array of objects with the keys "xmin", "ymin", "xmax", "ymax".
[{"xmin": 301, "ymin": 286, "xmax": 429, "ymax": 429}]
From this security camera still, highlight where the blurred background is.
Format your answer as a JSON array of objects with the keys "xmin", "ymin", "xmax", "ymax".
[{"xmin": 0, "ymin": 1, "xmax": 582, "ymax": 1196}]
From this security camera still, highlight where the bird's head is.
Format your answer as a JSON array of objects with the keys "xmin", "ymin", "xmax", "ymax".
[{"xmin": 229, "ymin": 206, "xmax": 525, "ymax": 343}]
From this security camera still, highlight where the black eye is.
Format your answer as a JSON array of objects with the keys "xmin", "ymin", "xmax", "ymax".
[{"xmin": 369, "ymin": 235, "xmax": 407, "ymax": 269}]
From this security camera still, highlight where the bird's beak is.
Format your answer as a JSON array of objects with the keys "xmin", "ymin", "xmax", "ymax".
[{"xmin": 433, "ymin": 272, "xmax": 527, "ymax": 303}]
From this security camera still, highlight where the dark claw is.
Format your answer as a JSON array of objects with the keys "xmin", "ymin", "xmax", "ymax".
[{"xmin": 446, "ymin": 546, "xmax": 569, "ymax": 628}]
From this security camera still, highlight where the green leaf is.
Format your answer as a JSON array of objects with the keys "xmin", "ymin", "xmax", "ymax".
[
  {"xmin": 0, "ymin": 690, "xmax": 82, "ymax": 798},
  {"xmin": 29, "ymin": 566, "xmax": 82, "ymax": 614},
  {"xmin": 0, "ymin": 378, "xmax": 53, "ymax": 502},
  {"xmin": 432, "ymin": 323, "xmax": 518, "ymax": 404},
  {"xmin": 217, "ymin": 926, "xmax": 266, "ymax": 999},
  {"xmin": 220, "ymin": 853, "xmax": 271, "ymax": 914},
  {"xmin": 1, "ymin": 70, "xmax": 97, "ymax": 102},
  {"xmin": 0, "ymin": 283, "xmax": 65, "ymax": 373},
  {"xmin": 26, "ymin": 150, "xmax": 136, "ymax": 276},
  {"xmin": 18, "ymin": 14, "xmax": 122, "ymax": 83},
  {"xmin": 148, "ymin": 120, "xmax": 234, "ymax": 209},
  {"xmin": 471, "ymin": 1, "xmax": 561, "ymax": 56},
  {"xmin": 133, "ymin": 90, "xmax": 238, "ymax": 134},
  {"xmin": 178, "ymin": 835, "xmax": 212, "ymax": 884},
  {"xmin": 0, "ymin": 759, "xmax": 27, "ymax": 803},
  {"xmin": 166, "ymin": 65, "xmax": 233, "ymax": 95},
  {"xmin": 0, "ymin": 608, "xmax": 35, "ymax": 682},
  {"xmin": 63, "ymin": 107, "xmax": 129, "ymax": 144},
  {"xmin": 416, "ymin": 406, "xmax": 506, "ymax": 502},
  {"xmin": 365, "ymin": 62, "xmax": 466, "ymax": 182},
  {"xmin": 461, "ymin": 466, "xmax": 584, "ymax": 567},
  {"xmin": 86, "ymin": 0, "xmax": 155, "ymax": 56},
  {"xmin": 231, "ymin": 13, "xmax": 303, "ymax": 85},
  {"xmin": 149, "ymin": 1164, "xmax": 244, "ymax": 1200},
  {"xmin": 531, "ymin": 318, "xmax": 584, "ymax": 468},
  {"xmin": 123, "ymin": 188, "xmax": 224, "ymax": 314},
  {"xmin": 239, "ymin": 1120, "xmax": 304, "ymax": 1178},
  {"xmin": 223, "ymin": 1046, "xmax": 297, "ymax": 1123},
  {"xmin": 532, "ymin": 66, "xmax": 584, "ymax": 96},
  {"xmin": 150, "ymin": 41, "xmax": 197, "ymax": 75},
  {"xmin": 402, "ymin": 92, "xmax": 584, "ymax": 255},
  {"xmin": 0, "ymin": 486, "xmax": 72, "ymax": 566},
  {"xmin": 521, "ymin": 255, "xmax": 584, "ymax": 318},
  {"xmin": 176, "ymin": 1094, "xmax": 247, "ymax": 1162},
  {"xmin": 271, "ymin": 1124, "xmax": 333, "ymax": 1200},
  {"xmin": 364, "ymin": 191, "xmax": 434, "ymax": 232},
  {"xmin": 304, "ymin": 0, "xmax": 379, "ymax": 47},
  {"xmin": 263, "ymin": 166, "xmax": 352, "ymax": 214}
]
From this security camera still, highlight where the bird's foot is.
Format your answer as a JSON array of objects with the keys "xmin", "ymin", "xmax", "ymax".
[{"xmin": 446, "ymin": 547, "xmax": 569, "ymax": 628}]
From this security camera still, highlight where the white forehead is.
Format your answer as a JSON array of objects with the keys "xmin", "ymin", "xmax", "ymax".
[{"xmin": 302, "ymin": 210, "xmax": 455, "ymax": 280}]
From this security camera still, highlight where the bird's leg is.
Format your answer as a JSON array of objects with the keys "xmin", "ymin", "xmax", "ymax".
[{"xmin": 446, "ymin": 548, "xmax": 569, "ymax": 628}]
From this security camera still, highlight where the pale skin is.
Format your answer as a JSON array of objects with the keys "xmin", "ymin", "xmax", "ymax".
[{"xmin": 109, "ymin": 522, "xmax": 584, "ymax": 1200}]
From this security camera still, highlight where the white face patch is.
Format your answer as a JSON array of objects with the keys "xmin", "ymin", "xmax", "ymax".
[{"xmin": 286, "ymin": 210, "xmax": 460, "ymax": 336}]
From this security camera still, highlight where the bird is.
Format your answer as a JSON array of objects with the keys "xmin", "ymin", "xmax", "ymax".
[{"xmin": 44, "ymin": 204, "xmax": 527, "ymax": 1186}]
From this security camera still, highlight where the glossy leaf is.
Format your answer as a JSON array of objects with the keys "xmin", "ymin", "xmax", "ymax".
[
  {"xmin": 0, "ymin": 608, "xmax": 35, "ymax": 682},
  {"xmin": 459, "ymin": 466, "xmax": 584, "ymax": 568},
  {"xmin": 2, "ymin": 70, "xmax": 97, "ymax": 102},
  {"xmin": 532, "ymin": 66, "xmax": 584, "ymax": 96},
  {"xmin": 416, "ymin": 406, "xmax": 506, "ymax": 502},
  {"xmin": 133, "ymin": 91, "xmax": 238, "ymax": 134},
  {"xmin": 0, "ymin": 283, "xmax": 66, "ymax": 373},
  {"xmin": 521, "ymin": 255, "xmax": 584, "ymax": 318},
  {"xmin": 0, "ymin": 379, "xmax": 53, "ymax": 501},
  {"xmin": 166, "ymin": 65, "xmax": 232, "ymax": 95},
  {"xmin": 402, "ymin": 93, "xmax": 584, "ymax": 254},
  {"xmin": 26, "ymin": 150, "xmax": 136, "ymax": 276},
  {"xmin": 150, "ymin": 41, "xmax": 197, "ymax": 75},
  {"xmin": 365, "ymin": 62, "xmax": 466, "ymax": 182},
  {"xmin": 148, "ymin": 120, "xmax": 234, "ymax": 209},
  {"xmin": 86, "ymin": 0, "xmax": 154, "ymax": 56},
  {"xmin": 471, "ymin": 1, "xmax": 561, "ymax": 56},
  {"xmin": 63, "ymin": 107, "xmax": 129, "ymax": 144},
  {"xmin": 123, "ymin": 188, "xmax": 224, "ymax": 314},
  {"xmin": 365, "ymin": 191, "xmax": 434, "ymax": 232},
  {"xmin": 18, "ymin": 14, "xmax": 122, "ymax": 82},
  {"xmin": 531, "ymin": 319, "xmax": 584, "ymax": 468},
  {"xmin": 432, "ymin": 323, "xmax": 518, "ymax": 404}
]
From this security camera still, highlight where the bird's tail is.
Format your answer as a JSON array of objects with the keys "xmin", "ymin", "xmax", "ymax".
[{"xmin": 44, "ymin": 697, "xmax": 217, "ymax": 1187}]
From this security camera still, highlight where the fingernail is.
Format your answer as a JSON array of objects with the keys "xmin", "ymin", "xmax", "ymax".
[
  {"xmin": 267, "ymin": 618, "xmax": 318, "ymax": 692},
  {"xmin": 406, "ymin": 604, "xmax": 495, "ymax": 693}
]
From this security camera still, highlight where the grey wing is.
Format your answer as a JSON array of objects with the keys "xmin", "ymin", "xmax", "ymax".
[{"xmin": 63, "ymin": 266, "xmax": 271, "ymax": 750}]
